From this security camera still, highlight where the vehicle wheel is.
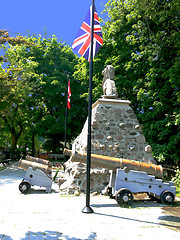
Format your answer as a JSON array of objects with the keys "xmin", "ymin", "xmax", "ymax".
[
  {"xmin": 115, "ymin": 188, "xmax": 133, "ymax": 205},
  {"xmin": 19, "ymin": 181, "xmax": 31, "ymax": 194},
  {"xmin": 160, "ymin": 191, "xmax": 174, "ymax": 204}
]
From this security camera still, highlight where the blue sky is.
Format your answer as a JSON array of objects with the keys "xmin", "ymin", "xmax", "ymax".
[{"xmin": 1, "ymin": 0, "xmax": 108, "ymax": 47}]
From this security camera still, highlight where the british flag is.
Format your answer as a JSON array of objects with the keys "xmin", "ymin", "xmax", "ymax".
[{"xmin": 72, "ymin": 5, "xmax": 103, "ymax": 62}]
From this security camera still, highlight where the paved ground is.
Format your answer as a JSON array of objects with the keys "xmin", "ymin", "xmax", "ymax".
[{"xmin": 0, "ymin": 162, "xmax": 180, "ymax": 240}]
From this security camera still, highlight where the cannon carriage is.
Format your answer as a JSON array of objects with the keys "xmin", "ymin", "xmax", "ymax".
[{"xmin": 18, "ymin": 156, "xmax": 53, "ymax": 193}]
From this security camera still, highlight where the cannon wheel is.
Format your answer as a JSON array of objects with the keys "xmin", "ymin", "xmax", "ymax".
[
  {"xmin": 160, "ymin": 191, "xmax": 174, "ymax": 204},
  {"xmin": 115, "ymin": 188, "xmax": 133, "ymax": 205},
  {"xmin": 19, "ymin": 181, "xmax": 31, "ymax": 194}
]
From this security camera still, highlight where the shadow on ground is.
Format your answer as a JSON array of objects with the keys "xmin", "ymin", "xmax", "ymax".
[{"xmin": 0, "ymin": 231, "xmax": 97, "ymax": 240}]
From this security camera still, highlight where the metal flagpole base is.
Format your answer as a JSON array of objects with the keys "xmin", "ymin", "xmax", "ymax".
[{"xmin": 82, "ymin": 206, "xmax": 94, "ymax": 214}]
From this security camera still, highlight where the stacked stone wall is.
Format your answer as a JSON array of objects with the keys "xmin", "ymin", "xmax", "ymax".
[{"xmin": 59, "ymin": 161, "xmax": 110, "ymax": 195}]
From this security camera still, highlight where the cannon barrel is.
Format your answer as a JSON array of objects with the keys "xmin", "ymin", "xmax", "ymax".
[
  {"xmin": 26, "ymin": 155, "xmax": 49, "ymax": 165},
  {"xmin": 18, "ymin": 159, "xmax": 52, "ymax": 175},
  {"xmin": 63, "ymin": 149, "xmax": 163, "ymax": 179}
]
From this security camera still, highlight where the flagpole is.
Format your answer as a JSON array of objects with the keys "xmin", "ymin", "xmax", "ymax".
[
  {"xmin": 82, "ymin": 0, "xmax": 95, "ymax": 214},
  {"xmin": 64, "ymin": 74, "xmax": 69, "ymax": 150}
]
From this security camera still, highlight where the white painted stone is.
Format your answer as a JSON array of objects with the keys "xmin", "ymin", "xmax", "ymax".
[{"xmin": 145, "ymin": 145, "xmax": 152, "ymax": 153}]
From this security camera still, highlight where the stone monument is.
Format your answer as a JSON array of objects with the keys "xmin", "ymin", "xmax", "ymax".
[{"xmin": 60, "ymin": 65, "xmax": 155, "ymax": 194}]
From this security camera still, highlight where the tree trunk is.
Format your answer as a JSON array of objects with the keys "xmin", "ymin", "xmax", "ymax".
[
  {"xmin": 8, "ymin": 122, "xmax": 23, "ymax": 155},
  {"xmin": 11, "ymin": 128, "xmax": 18, "ymax": 154},
  {"xmin": 32, "ymin": 131, "xmax": 35, "ymax": 157}
]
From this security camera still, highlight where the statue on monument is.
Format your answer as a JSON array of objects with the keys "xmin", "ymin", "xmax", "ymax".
[{"xmin": 102, "ymin": 65, "xmax": 118, "ymax": 99}]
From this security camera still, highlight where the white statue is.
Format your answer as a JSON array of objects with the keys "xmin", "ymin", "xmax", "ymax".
[{"xmin": 102, "ymin": 65, "xmax": 118, "ymax": 98}]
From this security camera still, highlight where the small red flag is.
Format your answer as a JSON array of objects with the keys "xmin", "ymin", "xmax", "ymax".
[{"xmin": 67, "ymin": 79, "xmax": 71, "ymax": 109}]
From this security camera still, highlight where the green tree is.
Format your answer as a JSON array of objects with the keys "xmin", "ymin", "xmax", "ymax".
[
  {"xmin": 24, "ymin": 35, "xmax": 87, "ymax": 153},
  {"xmin": 0, "ymin": 30, "xmax": 35, "ymax": 155},
  {"xmin": 109, "ymin": 0, "xmax": 179, "ymax": 165},
  {"xmin": 0, "ymin": 34, "xmax": 87, "ymax": 154},
  {"xmin": 75, "ymin": 0, "xmax": 180, "ymax": 165}
]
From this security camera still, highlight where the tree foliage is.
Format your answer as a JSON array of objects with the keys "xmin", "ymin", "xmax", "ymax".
[
  {"xmin": 75, "ymin": 0, "xmax": 180, "ymax": 165},
  {"xmin": 0, "ymin": 34, "xmax": 87, "ymax": 154}
]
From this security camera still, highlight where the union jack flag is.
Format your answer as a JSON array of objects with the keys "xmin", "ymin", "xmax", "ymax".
[{"xmin": 72, "ymin": 5, "xmax": 103, "ymax": 62}]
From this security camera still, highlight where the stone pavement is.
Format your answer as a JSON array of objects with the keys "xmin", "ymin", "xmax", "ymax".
[{"xmin": 0, "ymin": 162, "xmax": 180, "ymax": 240}]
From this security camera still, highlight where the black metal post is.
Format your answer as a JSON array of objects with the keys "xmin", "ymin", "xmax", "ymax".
[{"xmin": 82, "ymin": 0, "xmax": 95, "ymax": 214}]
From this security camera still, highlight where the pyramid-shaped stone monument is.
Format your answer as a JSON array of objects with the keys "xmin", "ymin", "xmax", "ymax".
[{"xmin": 60, "ymin": 65, "xmax": 155, "ymax": 194}]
